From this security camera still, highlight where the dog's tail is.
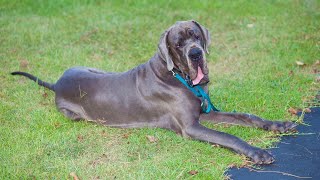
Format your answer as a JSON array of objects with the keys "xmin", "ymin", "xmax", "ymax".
[{"xmin": 11, "ymin": 71, "xmax": 55, "ymax": 91}]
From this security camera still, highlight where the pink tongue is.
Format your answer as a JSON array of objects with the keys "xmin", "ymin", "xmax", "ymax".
[{"xmin": 192, "ymin": 66, "xmax": 204, "ymax": 85}]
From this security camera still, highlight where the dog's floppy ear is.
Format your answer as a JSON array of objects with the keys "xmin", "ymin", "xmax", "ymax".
[
  {"xmin": 192, "ymin": 20, "xmax": 211, "ymax": 54},
  {"xmin": 158, "ymin": 28, "xmax": 174, "ymax": 71}
]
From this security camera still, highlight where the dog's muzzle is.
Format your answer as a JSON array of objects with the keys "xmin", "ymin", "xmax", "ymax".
[{"xmin": 188, "ymin": 47, "xmax": 203, "ymax": 61}]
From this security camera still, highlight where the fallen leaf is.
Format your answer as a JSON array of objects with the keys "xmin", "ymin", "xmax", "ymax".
[
  {"xmin": 296, "ymin": 61, "xmax": 305, "ymax": 66},
  {"xmin": 212, "ymin": 144, "xmax": 220, "ymax": 148},
  {"xmin": 247, "ymin": 23, "xmax": 254, "ymax": 28},
  {"xmin": 70, "ymin": 172, "xmax": 80, "ymax": 180},
  {"xmin": 101, "ymin": 153, "xmax": 107, "ymax": 158},
  {"xmin": 108, "ymin": 50, "xmax": 114, "ymax": 57},
  {"xmin": 92, "ymin": 53, "xmax": 102, "ymax": 61},
  {"xmin": 42, "ymin": 92, "xmax": 48, "ymax": 98},
  {"xmin": 289, "ymin": 70, "xmax": 294, "ymax": 76},
  {"xmin": 288, "ymin": 107, "xmax": 298, "ymax": 115},
  {"xmin": 10, "ymin": 48, "xmax": 17, "ymax": 54},
  {"xmin": 314, "ymin": 60, "xmax": 320, "ymax": 66},
  {"xmin": 122, "ymin": 133, "xmax": 130, "ymax": 139},
  {"xmin": 312, "ymin": 68, "xmax": 319, "ymax": 74},
  {"xmin": 39, "ymin": 102, "xmax": 49, "ymax": 106},
  {"xmin": 77, "ymin": 135, "xmax": 84, "ymax": 142},
  {"xmin": 54, "ymin": 122, "xmax": 61, "ymax": 128},
  {"xmin": 188, "ymin": 170, "xmax": 198, "ymax": 175},
  {"xmin": 227, "ymin": 163, "xmax": 237, "ymax": 168},
  {"xmin": 28, "ymin": 174, "xmax": 36, "ymax": 180},
  {"xmin": 249, "ymin": 17, "xmax": 257, "ymax": 22},
  {"xmin": 304, "ymin": 108, "xmax": 311, "ymax": 113},
  {"xmin": 146, "ymin": 135, "xmax": 158, "ymax": 143},
  {"xmin": 223, "ymin": 124, "xmax": 231, "ymax": 128},
  {"xmin": 304, "ymin": 35, "xmax": 311, "ymax": 40},
  {"xmin": 101, "ymin": 130, "xmax": 107, "ymax": 137}
]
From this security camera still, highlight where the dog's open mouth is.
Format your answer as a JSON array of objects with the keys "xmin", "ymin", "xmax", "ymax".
[{"xmin": 192, "ymin": 66, "xmax": 204, "ymax": 85}]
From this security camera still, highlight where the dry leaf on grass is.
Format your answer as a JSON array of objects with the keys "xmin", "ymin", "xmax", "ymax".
[
  {"xmin": 188, "ymin": 170, "xmax": 198, "ymax": 175},
  {"xmin": 289, "ymin": 70, "xmax": 294, "ymax": 76},
  {"xmin": 54, "ymin": 122, "xmax": 61, "ymax": 128},
  {"xmin": 101, "ymin": 130, "xmax": 107, "ymax": 137},
  {"xmin": 77, "ymin": 135, "xmax": 84, "ymax": 142},
  {"xmin": 212, "ymin": 144, "xmax": 220, "ymax": 148},
  {"xmin": 296, "ymin": 61, "xmax": 306, "ymax": 66},
  {"xmin": 312, "ymin": 68, "xmax": 319, "ymax": 74},
  {"xmin": 122, "ymin": 133, "xmax": 130, "ymax": 139},
  {"xmin": 227, "ymin": 163, "xmax": 237, "ymax": 168},
  {"xmin": 42, "ymin": 92, "xmax": 48, "ymax": 98},
  {"xmin": 70, "ymin": 172, "xmax": 80, "ymax": 180},
  {"xmin": 288, "ymin": 107, "xmax": 298, "ymax": 115},
  {"xmin": 146, "ymin": 135, "xmax": 158, "ymax": 143},
  {"xmin": 304, "ymin": 108, "xmax": 311, "ymax": 113},
  {"xmin": 247, "ymin": 24, "xmax": 254, "ymax": 28}
]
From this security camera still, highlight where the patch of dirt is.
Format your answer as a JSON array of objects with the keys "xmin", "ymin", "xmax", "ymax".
[
  {"xmin": 89, "ymin": 153, "xmax": 108, "ymax": 168},
  {"xmin": 20, "ymin": 59, "xmax": 29, "ymax": 69}
]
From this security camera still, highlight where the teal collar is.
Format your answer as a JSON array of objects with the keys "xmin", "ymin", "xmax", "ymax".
[{"xmin": 171, "ymin": 71, "xmax": 220, "ymax": 113}]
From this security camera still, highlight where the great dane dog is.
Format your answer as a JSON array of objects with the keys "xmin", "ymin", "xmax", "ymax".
[{"xmin": 12, "ymin": 20, "xmax": 296, "ymax": 164}]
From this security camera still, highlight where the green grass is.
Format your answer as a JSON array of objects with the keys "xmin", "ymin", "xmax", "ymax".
[{"xmin": 1, "ymin": 0, "xmax": 319, "ymax": 179}]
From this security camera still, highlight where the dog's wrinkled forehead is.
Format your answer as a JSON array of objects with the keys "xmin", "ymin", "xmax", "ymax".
[{"xmin": 168, "ymin": 21, "xmax": 203, "ymax": 44}]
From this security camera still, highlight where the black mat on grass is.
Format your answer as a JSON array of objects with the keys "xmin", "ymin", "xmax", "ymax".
[{"xmin": 227, "ymin": 107, "xmax": 320, "ymax": 180}]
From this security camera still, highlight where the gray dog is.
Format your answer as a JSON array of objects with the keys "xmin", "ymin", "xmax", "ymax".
[{"xmin": 12, "ymin": 20, "xmax": 296, "ymax": 164}]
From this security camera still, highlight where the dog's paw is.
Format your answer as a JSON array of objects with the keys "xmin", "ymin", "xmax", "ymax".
[
  {"xmin": 263, "ymin": 121, "xmax": 297, "ymax": 133},
  {"xmin": 247, "ymin": 148, "xmax": 275, "ymax": 164}
]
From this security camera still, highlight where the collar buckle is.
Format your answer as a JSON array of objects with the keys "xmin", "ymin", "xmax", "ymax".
[{"xmin": 171, "ymin": 70, "xmax": 176, "ymax": 77}]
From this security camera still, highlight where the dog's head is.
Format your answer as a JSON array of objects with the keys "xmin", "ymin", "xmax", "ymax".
[{"xmin": 158, "ymin": 20, "xmax": 211, "ymax": 85}]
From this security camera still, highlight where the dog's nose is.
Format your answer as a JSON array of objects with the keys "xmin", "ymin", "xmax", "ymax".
[{"xmin": 188, "ymin": 48, "xmax": 203, "ymax": 61}]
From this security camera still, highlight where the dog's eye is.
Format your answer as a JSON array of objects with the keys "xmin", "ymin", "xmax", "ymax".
[
  {"xmin": 188, "ymin": 29, "xmax": 194, "ymax": 36},
  {"xmin": 195, "ymin": 35, "xmax": 200, "ymax": 40}
]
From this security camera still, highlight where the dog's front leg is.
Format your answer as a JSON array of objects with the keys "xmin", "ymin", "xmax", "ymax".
[
  {"xmin": 200, "ymin": 112, "xmax": 297, "ymax": 133},
  {"xmin": 184, "ymin": 122, "xmax": 274, "ymax": 164}
]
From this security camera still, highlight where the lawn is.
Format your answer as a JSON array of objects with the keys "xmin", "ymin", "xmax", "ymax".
[{"xmin": 1, "ymin": 0, "xmax": 319, "ymax": 179}]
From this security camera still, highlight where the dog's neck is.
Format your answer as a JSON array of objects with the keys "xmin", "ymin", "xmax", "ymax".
[{"xmin": 147, "ymin": 53, "xmax": 173, "ymax": 79}]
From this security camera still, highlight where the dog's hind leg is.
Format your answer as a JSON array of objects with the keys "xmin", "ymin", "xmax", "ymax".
[{"xmin": 59, "ymin": 108, "xmax": 83, "ymax": 121}]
